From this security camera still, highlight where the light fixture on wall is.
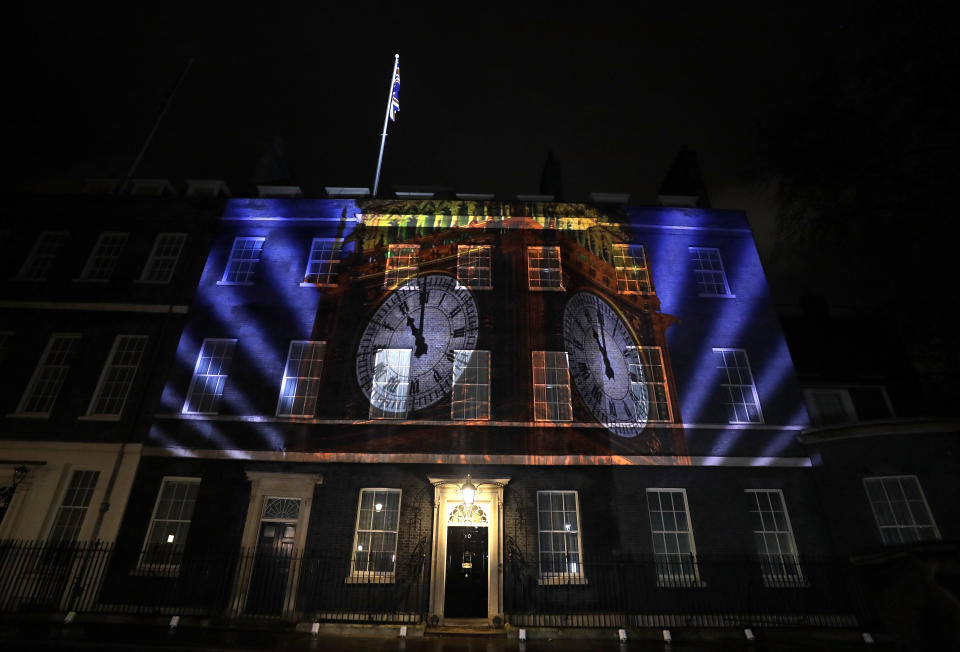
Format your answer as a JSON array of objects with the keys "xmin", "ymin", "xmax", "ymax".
[{"xmin": 460, "ymin": 475, "xmax": 477, "ymax": 505}]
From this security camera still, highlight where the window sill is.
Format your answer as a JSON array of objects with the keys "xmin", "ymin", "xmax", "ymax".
[
  {"xmin": 455, "ymin": 284, "xmax": 493, "ymax": 291},
  {"xmin": 6, "ymin": 412, "xmax": 49, "ymax": 419},
  {"xmin": 72, "ymin": 278, "xmax": 109, "ymax": 284},
  {"xmin": 181, "ymin": 410, "xmax": 221, "ymax": 416},
  {"xmin": 656, "ymin": 578, "xmax": 706, "ymax": 588},
  {"xmin": 762, "ymin": 577, "xmax": 809, "ymax": 589},
  {"xmin": 529, "ymin": 286, "xmax": 566, "ymax": 292},
  {"xmin": 78, "ymin": 415, "xmax": 123, "ymax": 422},
  {"xmin": 345, "ymin": 575, "xmax": 396, "ymax": 584},
  {"xmin": 538, "ymin": 576, "xmax": 588, "ymax": 586},
  {"xmin": 216, "ymin": 281, "xmax": 254, "ymax": 286},
  {"xmin": 697, "ymin": 293, "xmax": 736, "ymax": 299},
  {"xmin": 299, "ymin": 282, "xmax": 338, "ymax": 288}
]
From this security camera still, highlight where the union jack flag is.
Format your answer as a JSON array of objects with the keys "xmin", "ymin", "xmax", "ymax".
[{"xmin": 390, "ymin": 63, "xmax": 400, "ymax": 121}]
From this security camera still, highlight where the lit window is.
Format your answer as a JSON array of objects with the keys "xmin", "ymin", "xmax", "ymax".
[
  {"xmin": 612, "ymin": 244, "xmax": 653, "ymax": 294},
  {"xmin": 139, "ymin": 478, "xmax": 200, "ymax": 571},
  {"xmin": 183, "ymin": 338, "xmax": 237, "ymax": 414},
  {"xmin": 456, "ymin": 245, "xmax": 492, "ymax": 289},
  {"xmin": 451, "ymin": 350, "xmax": 490, "ymax": 420},
  {"xmin": 689, "ymin": 247, "xmax": 732, "ymax": 296},
  {"xmin": 527, "ymin": 246, "xmax": 564, "ymax": 290},
  {"xmin": 384, "ymin": 244, "xmax": 419, "ymax": 289},
  {"xmin": 646, "ymin": 488, "xmax": 699, "ymax": 586},
  {"xmin": 220, "ymin": 237, "xmax": 265, "ymax": 284},
  {"xmin": 140, "ymin": 233, "xmax": 186, "ymax": 283},
  {"xmin": 369, "ymin": 348, "xmax": 411, "ymax": 419},
  {"xmin": 18, "ymin": 231, "xmax": 69, "ymax": 281},
  {"xmin": 80, "ymin": 232, "xmax": 128, "ymax": 281},
  {"xmin": 803, "ymin": 388, "xmax": 857, "ymax": 426},
  {"xmin": 864, "ymin": 476, "xmax": 940, "ymax": 546},
  {"xmin": 16, "ymin": 333, "xmax": 80, "ymax": 417},
  {"xmin": 351, "ymin": 488, "xmax": 401, "ymax": 578},
  {"xmin": 87, "ymin": 335, "xmax": 147, "ymax": 418},
  {"xmin": 302, "ymin": 238, "xmax": 342, "ymax": 286},
  {"xmin": 633, "ymin": 346, "xmax": 673, "ymax": 422},
  {"xmin": 713, "ymin": 348, "xmax": 763, "ymax": 424},
  {"xmin": 532, "ymin": 351, "xmax": 572, "ymax": 422},
  {"xmin": 48, "ymin": 470, "xmax": 100, "ymax": 543},
  {"xmin": 746, "ymin": 489, "xmax": 803, "ymax": 586},
  {"xmin": 276, "ymin": 340, "xmax": 326, "ymax": 417},
  {"xmin": 537, "ymin": 490, "xmax": 584, "ymax": 579}
]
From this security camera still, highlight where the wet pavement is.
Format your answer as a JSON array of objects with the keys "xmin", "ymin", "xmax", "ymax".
[{"xmin": 0, "ymin": 622, "xmax": 897, "ymax": 651}]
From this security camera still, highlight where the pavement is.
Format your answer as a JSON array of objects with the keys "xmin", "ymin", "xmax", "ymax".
[{"xmin": 0, "ymin": 621, "xmax": 900, "ymax": 651}]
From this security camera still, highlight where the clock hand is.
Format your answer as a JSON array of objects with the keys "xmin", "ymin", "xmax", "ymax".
[
  {"xmin": 591, "ymin": 328, "xmax": 616, "ymax": 380},
  {"xmin": 406, "ymin": 315, "xmax": 428, "ymax": 357}
]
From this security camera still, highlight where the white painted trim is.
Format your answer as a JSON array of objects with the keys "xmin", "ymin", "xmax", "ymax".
[
  {"xmin": 141, "ymin": 447, "xmax": 812, "ymax": 468},
  {"xmin": 0, "ymin": 301, "xmax": 188, "ymax": 314}
]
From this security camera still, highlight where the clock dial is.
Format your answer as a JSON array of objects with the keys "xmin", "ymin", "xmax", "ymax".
[
  {"xmin": 356, "ymin": 274, "xmax": 480, "ymax": 414},
  {"xmin": 562, "ymin": 291, "xmax": 649, "ymax": 437}
]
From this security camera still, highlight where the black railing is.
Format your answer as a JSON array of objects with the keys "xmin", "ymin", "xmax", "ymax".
[
  {"xmin": 0, "ymin": 540, "xmax": 429, "ymax": 623},
  {"xmin": 504, "ymin": 553, "xmax": 875, "ymax": 629}
]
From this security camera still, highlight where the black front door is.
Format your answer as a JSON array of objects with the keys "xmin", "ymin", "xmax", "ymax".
[
  {"xmin": 444, "ymin": 526, "xmax": 488, "ymax": 617},
  {"xmin": 246, "ymin": 521, "xmax": 296, "ymax": 614}
]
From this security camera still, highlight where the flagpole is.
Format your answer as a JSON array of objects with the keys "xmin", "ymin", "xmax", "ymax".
[{"xmin": 373, "ymin": 54, "xmax": 399, "ymax": 198}]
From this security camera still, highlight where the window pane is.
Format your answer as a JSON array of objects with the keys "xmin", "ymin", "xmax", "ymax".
[{"xmin": 351, "ymin": 489, "xmax": 402, "ymax": 576}]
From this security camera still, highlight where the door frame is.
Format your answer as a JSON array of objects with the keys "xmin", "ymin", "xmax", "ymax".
[{"xmin": 427, "ymin": 475, "xmax": 509, "ymax": 625}]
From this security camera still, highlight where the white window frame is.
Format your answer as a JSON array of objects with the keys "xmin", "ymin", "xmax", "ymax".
[
  {"xmin": 456, "ymin": 245, "xmax": 492, "ymax": 290},
  {"xmin": 47, "ymin": 469, "xmax": 100, "ymax": 543},
  {"xmin": 15, "ymin": 333, "xmax": 80, "ymax": 418},
  {"xmin": 219, "ymin": 236, "xmax": 265, "ymax": 285},
  {"xmin": 527, "ymin": 246, "xmax": 564, "ymax": 291},
  {"xmin": 532, "ymin": 351, "xmax": 573, "ymax": 422},
  {"xmin": 612, "ymin": 243, "xmax": 653, "ymax": 294},
  {"xmin": 713, "ymin": 347, "xmax": 764, "ymax": 424},
  {"xmin": 17, "ymin": 231, "xmax": 69, "ymax": 281},
  {"xmin": 349, "ymin": 488, "xmax": 402, "ymax": 582},
  {"xmin": 633, "ymin": 346, "xmax": 673, "ymax": 423},
  {"xmin": 863, "ymin": 475, "xmax": 941, "ymax": 546},
  {"xmin": 276, "ymin": 340, "xmax": 326, "ymax": 417},
  {"xmin": 451, "ymin": 349, "xmax": 490, "ymax": 420},
  {"xmin": 183, "ymin": 338, "xmax": 238, "ymax": 415},
  {"xmin": 536, "ymin": 490, "xmax": 586, "ymax": 584},
  {"xmin": 85, "ymin": 334, "xmax": 148, "ymax": 419},
  {"xmin": 78, "ymin": 231, "xmax": 128, "ymax": 282},
  {"xmin": 745, "ymin": 489, "xmax": 804, "ymax": 587},
  {"xmin": 384, "ymin": 244, "xmax": 420, "ymax": 289},
  {"xmin": 689, "ymin": 246, "xmax": 734, "ymax": 297},
  {"xmin": 301, "ymin": 238, "xmax": 342, "ymax": 287},
  {"xmin": 646, "ymin": 488, "xmax": 701, "ymax": 587},
  {"xmin": 139, "ymin": 232, "xmax": 187, "ymax": 284},
  {"xmin": 137, "ymin": 477, "xmax": 201, "ymax": 574},
  {"xmin": 369, "ymin": 348, "xmax": 411, "ymax": 419}
]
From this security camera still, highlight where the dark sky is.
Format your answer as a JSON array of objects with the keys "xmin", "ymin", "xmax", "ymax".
[{"xmin": 6, "ymin": 3, "xmax": 849, "ymax": 255}]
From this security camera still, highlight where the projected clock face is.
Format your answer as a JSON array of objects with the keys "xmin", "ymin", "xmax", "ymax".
[
  {"xmin": 562, "ymin": 292, "xmax": 649, "ymax": 437},
  {"xmin": 356, "ymin": 274, "xmax": 479, "ymax": 414}
]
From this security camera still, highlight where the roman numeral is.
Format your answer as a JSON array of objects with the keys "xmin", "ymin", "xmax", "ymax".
[
  {"xmin": 398, "ymin": 299, "xmax": 409, "ymax": 314},
  {"xmin": 590, "ymin": 384, "xmax": 603, "ymax": 403},
  {"xmin": 608, "ymin": 400, "xmax": 617, "ymax": 418},
  {"xmin": 410, "ymin": 379, "xmax": 420, "ymax": 394},
  {"xmin": 453, "ymin": 327, "xmax": 465, "ymax": 338},
  {"xmin": 371, "ymin": 320, "xmax": 395, "ymax": 331},
  {"xmin": 448, "ymin": 305, "xmax": 461, "ymax": 319},
  {"xmin": 433, "ymin": 369, "xmax": 443, "ymax": 382},
  {"xmin": 446, "ymin": 350, "xmax": 455, "ymax": 362}
]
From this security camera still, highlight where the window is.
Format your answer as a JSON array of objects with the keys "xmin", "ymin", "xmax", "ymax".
[
  {"xmin": 803, "ymin": 388, "xmax": 857, "ymax": 426},
  {"xmin": 451, "ymin": 350, "xmax": 490, "ymax": 420},
  {"xmin": 79, "ymin": 231, "xmax": 128, "ymax": 281},
  {"xmin": 48, "ymin": 470, "xmax": 100, "ymax": 543},
  {"xmin": 689, "ymin": 247, "xmax": 732, "ymax": 296},
  {"xmin": 183, "ymin": 338, "xmax": 237, "ymax": 414},
  {"xmin": 16, "ymin": 333, "xmax": 80, "ymax": 417},
  {"xmin": 864, "ymin": 476, "xmax": 940, "ymax": 545},
  {"xmin": 351, "ymin": 489, "xmax": 401, "ymax": 578},
  {"xmin": 457, "ymin": 245, "xmax": 492, "ymax": 289},
  {"xmin": 220, "ymin": 237, "xmax": 265, "ymax": 284},
  {"xmin": 384, "ymin": 244, "xmax": 419, "ymax": 289},
  {"xmin": 18, "ymin": 231, "xmax": 69, "ymax": 280},
  {"xmin": 527, "ymin": 246, "xmax": 564, "ymax": 290},
  {"xmin": 302, "ymin": 238, "xmax": 342, "ymax": 286},
  {"xmin": 532, "ymin": 351, "xmax": 572, "ymax": 422},
  {"xmin": 369, "ymin": 348, "xmax": 411, "ymax": 418},
  {"xmin": 633, "ymin": 346, "xmax": 673, "ymax": 422},
  {"xmin": 713, "ymin": 348, "xmax": 763, "ymax": 424},
  {"xmin": 746, "ymin": 490, "xmax": 802, "ymax": 586},
  {"xmin": 612, "ymin": 244, "xmax": 653, "ymax": 294},
  {"xmin": 139, "ymin": 478, "xmax": 200, "ymax": 570},
  {"xmin": 537, "ymin": 490, "xmax": 583, "ymax": 580},
  {"xmin": 646, "ymin": 488, "xmax": 699, "ymax": 586},
  {"xmin": 87, "ymin": 335, "xmax": 147, "ymax": 418},
  {"xmin": 140, "ymin": 233, "xmax": 187, "ymax": 283},
  {"xmin": 276, "ymin": 340, "xmax": 326, "ymax": 417}
]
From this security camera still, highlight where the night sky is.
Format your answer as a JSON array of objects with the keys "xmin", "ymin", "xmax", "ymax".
[{"xmin": 4, "ymin": 3, "xmax": 949, "ymax": 282}]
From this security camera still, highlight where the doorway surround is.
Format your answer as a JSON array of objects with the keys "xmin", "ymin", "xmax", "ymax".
[{"xmin": 427, "ymin": 475, "xmax": 510, "ymax": 625}]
